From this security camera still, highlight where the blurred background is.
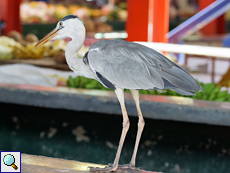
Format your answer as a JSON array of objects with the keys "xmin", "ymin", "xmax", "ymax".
[{"xmin": 1, "ymin": 0, "xmax": 230, "ymax": 172}]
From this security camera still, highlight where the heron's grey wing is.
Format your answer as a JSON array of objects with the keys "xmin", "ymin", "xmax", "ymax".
[
  {"xmin": 88, "ymin": 52, "xmax": 164, "ymax": 90},
  {"xmin": 87, "ymin": 40, "xmax": 202, "ymax": 93}
]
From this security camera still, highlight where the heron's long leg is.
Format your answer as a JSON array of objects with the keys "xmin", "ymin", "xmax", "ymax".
[
  {"xmin": 129, "ymin": 89, "xmax": 145, "ymax": 167},
  {"xmin": 111, "ymin": 87, "xmax": 130, "ymax": 171}
]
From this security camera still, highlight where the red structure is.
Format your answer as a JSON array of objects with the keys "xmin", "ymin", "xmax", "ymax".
[
  {"xmin": 199, "ymin": 0, "xmax": 225, "ymax": 36},
  {"xmin": 0, "ymin": 0, "xmax": 21, "ymax": 35},
  {"xmin": 0, "ymin": 0, "xmax": 224, "ymax": 39},
  {"xmin": 126, "ymin": 0, "xmax": 169, "ymax": 43}
]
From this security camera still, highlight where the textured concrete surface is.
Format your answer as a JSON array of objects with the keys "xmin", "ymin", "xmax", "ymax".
[
  {"xmin": 21, "ymin": 154, "xmax": 105, "ymax": 173},
  {"xmin": 21, "ymin": 154, "xmax": 158, "ymax": 173},
  {"xmin": 22, "ymin": 154, "xmax": 103, "ymax": 172}
]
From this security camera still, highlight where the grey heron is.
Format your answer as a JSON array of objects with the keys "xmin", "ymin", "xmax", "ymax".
[{"xmin": 35, "ymin": 15, "xmax": 202, "ymax": 172}]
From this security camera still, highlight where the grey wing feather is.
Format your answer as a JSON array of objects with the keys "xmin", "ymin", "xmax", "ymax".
[{"xmin": 87, "ymin": 40, "xmax": 202, "ymax": 95}]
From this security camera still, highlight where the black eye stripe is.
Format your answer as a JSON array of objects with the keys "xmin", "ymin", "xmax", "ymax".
[
  {"xmin": 60, "ymin": 15, "xmax": 85, "ymax": 27},
  {"xmin": 60, "ymin": 15, "xmax": 78, "ymax": 22}
]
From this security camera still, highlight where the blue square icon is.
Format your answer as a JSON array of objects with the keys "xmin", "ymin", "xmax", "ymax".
[{"xmin": 0, "ymin": 151, "xmax": 21, "ymax": 173}]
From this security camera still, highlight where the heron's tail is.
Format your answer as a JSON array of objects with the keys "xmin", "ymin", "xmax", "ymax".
[{"xmin": 157, "ymin": 66, "xmax": 202, "ymax": 96}]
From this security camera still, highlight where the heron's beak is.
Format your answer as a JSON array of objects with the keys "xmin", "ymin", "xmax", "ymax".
[{"xmin": 35, "ymin": 28, "xmax": 59, "ymax": 47}]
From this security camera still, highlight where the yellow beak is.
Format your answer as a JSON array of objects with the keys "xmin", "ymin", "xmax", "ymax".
[{"xmin": 35, "ymin": 28, "xmax": 59, "ymax": 47}]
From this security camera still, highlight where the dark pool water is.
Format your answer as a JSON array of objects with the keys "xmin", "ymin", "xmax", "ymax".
[{"xmin": 1, "ymin": 103, "xmax": 230, "ymax": 173}]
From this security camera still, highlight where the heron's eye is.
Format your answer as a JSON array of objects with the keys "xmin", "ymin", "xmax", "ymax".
[{"xmin": 59, "ymin": 22, "xmax": 63, "ymax": 27}]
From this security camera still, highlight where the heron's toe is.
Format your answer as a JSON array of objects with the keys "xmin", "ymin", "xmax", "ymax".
[
  {"xmin": 90, "ymin": 163, "xmax": 141, "ymax": 172},
  {"xmin": 89, "ymin": 164, "xmax": 118, "ymax": 172}
]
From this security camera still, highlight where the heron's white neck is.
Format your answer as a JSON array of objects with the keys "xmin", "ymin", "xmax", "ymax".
[
  {"xmin": 65, "ymin": 29, "xmax": 85, "ymax": 58},
  {"xmin": 65, "ymin": 29, "xmax": 96, "ymax": 79}
]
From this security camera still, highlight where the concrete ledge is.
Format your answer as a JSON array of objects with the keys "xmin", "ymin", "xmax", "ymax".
[
  {"xmin": 22, "ymin": 154, "xmax": 105, "ymax": 173},
  {"xmin": 0, "ymin": 83, "xmax": 230, "ymax": 126},
  {"xmin": 21, "ymin": 154, "xmax": 159, "ymax": 173}
]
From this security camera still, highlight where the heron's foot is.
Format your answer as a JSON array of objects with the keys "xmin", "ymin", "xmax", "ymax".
[
  {"xmin": 108, "ymin": 163, "xmax": 141, "ymax": 171},
  {"xmin": 89, "ymin": 164, "xmax": 118, "ymax": 172},
  {"xmin": 90, "ymin": 163, "xmax": 142, "ymax": 172}
]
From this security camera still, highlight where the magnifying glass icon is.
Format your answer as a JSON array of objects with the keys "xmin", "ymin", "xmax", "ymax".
[{"xmin": 3, "ymin": 154, "xmax": 18, "ymax": 170}]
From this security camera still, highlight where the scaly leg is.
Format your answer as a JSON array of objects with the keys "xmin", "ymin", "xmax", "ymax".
[
  {"xmin": 107, "ymin": 87, "xmax": 130, "ymax": 171},
  {"xmin": 90, "ymin": 88, "xmax": 130, "ymax": 172},
  {"xmin": 129, "ymin": 89, "xmax": 145, "ymax": 167},
  {"xmin": 90, "ymin": 89, "xmax": 144, "ymax": 172}
]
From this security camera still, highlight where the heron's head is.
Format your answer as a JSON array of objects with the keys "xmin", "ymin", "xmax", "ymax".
[{"xmin": 35, "ymin": 15, "xmax": 85, "ymax": 47}]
